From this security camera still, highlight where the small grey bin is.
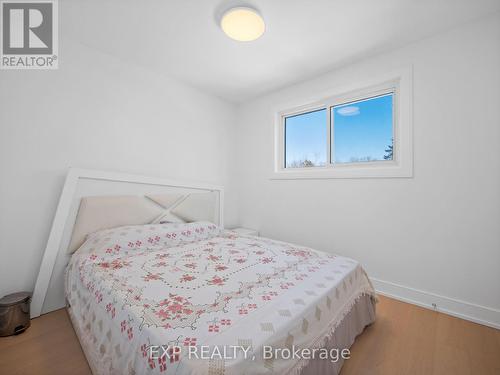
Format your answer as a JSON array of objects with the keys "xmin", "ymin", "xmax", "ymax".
[{"xmin": 0, "ymin": 292, "xmax": 31, "ymax": 336}]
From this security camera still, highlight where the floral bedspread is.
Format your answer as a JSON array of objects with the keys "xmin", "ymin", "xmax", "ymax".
[{"xmin": 65, "ymin": 222, "xmax": 375, "ymax": 375}]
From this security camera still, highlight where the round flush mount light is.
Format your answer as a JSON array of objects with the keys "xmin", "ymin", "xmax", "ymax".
[{"xmin": 220, "ymin": 7, "xmax": 265, "ymax": 42}]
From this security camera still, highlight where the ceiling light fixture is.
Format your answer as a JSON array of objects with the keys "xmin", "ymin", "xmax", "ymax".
[{"xmin": 220, "ymin": 6, "xmax": 265, "ymax": 42}]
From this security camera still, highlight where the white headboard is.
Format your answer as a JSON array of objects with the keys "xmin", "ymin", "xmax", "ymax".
[{"xmin": 31, "ymin": 168, "xmax": 224, "ymax": 318}]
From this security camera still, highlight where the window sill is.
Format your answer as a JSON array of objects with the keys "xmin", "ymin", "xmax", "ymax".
[{"xmin": 270, "ymin": 162, "xmax": 413, "ymax": 180}]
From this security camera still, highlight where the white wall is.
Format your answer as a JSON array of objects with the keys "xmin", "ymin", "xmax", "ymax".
[
  {"xmin": 0, "ymin": 36, "xmax": 238, "ymax": 299},
  {"xmin": 233, "ymin": 14, "xmax": 500, "ymax": 327},
  {"xmin": 1, "ymin": 8, "xmax": 498, "ymax": 328}
]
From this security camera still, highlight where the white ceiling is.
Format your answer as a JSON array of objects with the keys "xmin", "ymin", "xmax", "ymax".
[{"xmin": 62, "ymin": 0, "xmax": 500, "ymax": 103}]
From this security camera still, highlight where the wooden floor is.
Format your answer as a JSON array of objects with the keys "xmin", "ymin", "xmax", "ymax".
[
  {"xmin": 342, "ymin": 296, "xmax": 500, "ymax": 375},
  {"xmin": 0, "ymin": 295, "xmax": 498, "ymax": 374}
]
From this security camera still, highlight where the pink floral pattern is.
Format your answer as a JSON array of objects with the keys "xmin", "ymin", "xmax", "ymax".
[{"xmin": 66, "ymin": 221, "xmax": 375, "ymax": 375}]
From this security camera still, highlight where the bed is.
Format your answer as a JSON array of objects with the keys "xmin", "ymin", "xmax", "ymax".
[{"xmin": 33, "ymin": 169, "xmax": 376, "ymax": 375}]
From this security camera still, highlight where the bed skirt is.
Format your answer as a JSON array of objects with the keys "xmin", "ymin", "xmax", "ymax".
[
  {"xmin": 298, "ymin": 293, "xmax": 376, "ymax": 375},
  {"xmin": 68, "ymin": 294, "xmax": 376, "ymax": 375}
]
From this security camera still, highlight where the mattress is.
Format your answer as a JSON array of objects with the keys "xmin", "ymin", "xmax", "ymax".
[{"xmin": 65, "ymin": 222, "xmax": 376, "ymax": 375}]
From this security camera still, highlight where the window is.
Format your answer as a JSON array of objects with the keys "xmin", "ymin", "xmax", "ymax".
[
  {"xmin": 285, "ymin": 108, "xmax": 327, "ymax": 168},
  {"xmin": 274, "ymin": 70, "xmax": 412, "ymax": 179},
  {"xmin": 332, "ymin": 93, "xmax": 393, "ymax": 164}
]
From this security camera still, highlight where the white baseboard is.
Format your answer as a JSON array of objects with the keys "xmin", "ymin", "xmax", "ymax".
[{"xmin": 371, "ymin": 277, "xmax": 500, "ymax": 330}]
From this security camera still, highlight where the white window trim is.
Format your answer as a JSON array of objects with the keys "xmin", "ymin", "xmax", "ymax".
[{"xmin": 272, "ymin": 67, "xmax": 413, "ymax": 179}]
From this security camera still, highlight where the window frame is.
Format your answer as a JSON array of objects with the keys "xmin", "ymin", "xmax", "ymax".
[{"xmin": 273, "ymin": 68, "xmax": 413, "ymax": 179}]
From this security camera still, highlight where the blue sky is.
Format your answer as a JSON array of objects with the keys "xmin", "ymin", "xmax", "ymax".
[
  {"xmin": 285, "ymin": 108, "xmax": 327, "ymax": 166},
  {"xmin": 285, "ymin": 94, "xmax": 393, "ymax": 167}
]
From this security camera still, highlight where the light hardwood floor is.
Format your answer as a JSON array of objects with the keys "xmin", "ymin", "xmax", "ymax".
[{"xmin": 0, "ymin": 295, "xmax": 498, "ymax": 375}]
